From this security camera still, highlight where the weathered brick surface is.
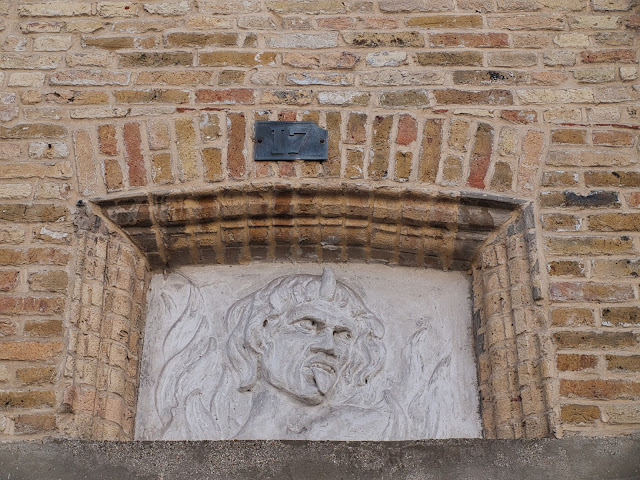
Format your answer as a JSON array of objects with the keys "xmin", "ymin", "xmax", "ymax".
[
  {"xmin": 0, "ymin": 0, "xmax": 638, "ymax": 442},
  {"xmin": 123, "ymin": 123, "xmax": 147, "ymax": 187}
]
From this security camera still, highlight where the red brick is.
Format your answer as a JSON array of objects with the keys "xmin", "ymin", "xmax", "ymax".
[
  {"xmin": 278, "ymin": 111, "xmax": 296, "ymax": 121},
  {"xmin": 278, "ymin": 162, "xmax": 296, "ymax": 178},
  {"xmin": 467, "ymin": 123, "xmax": 493, "ymax": 189},
  {"xmin": 0, "ymin": 296, "xmax": 65, "ymax": 316},
  {"xmin": 123, "ymin": 122, "xmax": 146, "ymax": 187},
  {"xmin": 532, "ymin": 71, "xmax": 568, "ymax": 86},
  {"xmin": 581, "ymin": 49, "xmax": 637, "ymax": 63},
  {"xmin": 363, "ymin": 18, "xmax": 398, "ymax": 29},
  {"xmin": 227, "ymin": 113, "xmax": 246, "ymax": 179},
  {"xmin": 0, "ymin": 271, "xmax": 19, "ymax": 291},
  {"xmin": 98, "ymin": 124, "xmax": 118, "ymax": 156},
  {"xmin": 396, "ymin": 114, "xmax": 417, "ymax": 146},
  {"xmin": 500, "ymin": 110, "xmax": 538, "ymax": 124}
]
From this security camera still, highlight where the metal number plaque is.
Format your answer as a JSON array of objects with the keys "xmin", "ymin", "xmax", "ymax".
[{"xmin": 254, "ymin": 121, "xmax": 328, "ymax": 161}]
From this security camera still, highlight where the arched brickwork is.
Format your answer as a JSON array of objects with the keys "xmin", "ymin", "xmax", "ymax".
[
  {"xmin": 56, "ymin": 183, "xmax": 553, "ymax": 440},
  {"xmin": 62, "ymin": 211, "xmax": 149, "ymax": 440}
]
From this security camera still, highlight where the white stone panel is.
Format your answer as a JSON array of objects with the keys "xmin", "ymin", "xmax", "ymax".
[{"xmin": 135, "ymin": 264, "xmax": 481, "ymax": 440}]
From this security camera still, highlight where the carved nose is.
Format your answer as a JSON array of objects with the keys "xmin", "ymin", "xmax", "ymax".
[{"xmin": 311, "ymin": 328, "xmax": 335, "ymax": 354}]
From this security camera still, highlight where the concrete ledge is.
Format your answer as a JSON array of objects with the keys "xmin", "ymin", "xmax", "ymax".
[{"xmin": 0, "ymin": 438, "xmax": 639, "ymax": 480}]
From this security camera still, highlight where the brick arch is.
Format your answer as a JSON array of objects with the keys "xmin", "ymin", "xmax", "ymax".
[
  {"xmin": 95, "ymin": 182, "xmax": 523, "ymax": 271},
  {"xmin": 64, "ymin": 182, "xmax": 552, "ymax": 440},
  {"xmin": 75, "ymin": 109, "xmax": 545, "ymax": 202}
]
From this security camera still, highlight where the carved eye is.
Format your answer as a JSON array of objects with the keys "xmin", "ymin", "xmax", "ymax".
[
  {"xmin": 333, "ymin": 329, "xmax": 353, "ymax": 341},
  {"xmin": 295, "ymin": 317, "xmax": 319, "ymax": 332}
]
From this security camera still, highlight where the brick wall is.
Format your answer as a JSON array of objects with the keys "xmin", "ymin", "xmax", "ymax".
[{"xmin": 0, "ymin": 0, "xmax": 638, "ymax": 440}]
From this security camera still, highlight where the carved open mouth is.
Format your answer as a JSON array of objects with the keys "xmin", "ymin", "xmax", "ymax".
[{"xmin": 305, "ymin": 357, "xmax": 338, "ymax": 395}]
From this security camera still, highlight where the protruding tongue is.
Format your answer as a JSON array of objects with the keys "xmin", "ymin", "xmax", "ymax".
[{"xmin": 312, "ymin": 367, "xmax": 336, "ymax": 395}]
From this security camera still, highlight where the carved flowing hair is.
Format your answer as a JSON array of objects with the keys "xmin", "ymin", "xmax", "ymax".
[{"xmin": 156, "ymin": 268, "xmax": 386, "ymax": 440}]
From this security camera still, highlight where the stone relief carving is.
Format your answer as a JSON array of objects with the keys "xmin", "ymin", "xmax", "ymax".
[{"xmin": 136, "ymin": 265, "xmax": 481, "ymax": 440}]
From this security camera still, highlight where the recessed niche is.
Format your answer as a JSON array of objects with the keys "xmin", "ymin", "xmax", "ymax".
[{"xmin": 135, "ymin": 263, "xmax": 481, "ymax": 440}]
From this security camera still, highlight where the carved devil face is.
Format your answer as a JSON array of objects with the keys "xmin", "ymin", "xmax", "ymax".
[{"xmin": 259, "ymin": 298, "xmax": 357, "ymax": 406}]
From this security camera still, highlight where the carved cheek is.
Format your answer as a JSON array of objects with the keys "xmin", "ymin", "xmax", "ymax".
[
  {"xmin": 282, "ymin": 330, "xmax": 316, "ymax": 355},
  {"xmin": 334, "ymin": 339, "xmax": 351, "ymax": 361}
]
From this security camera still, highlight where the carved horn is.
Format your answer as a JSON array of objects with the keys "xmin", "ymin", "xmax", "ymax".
[{"xmin": 319, "ymin": 267, "xmax": 337, "ymax": 300}]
